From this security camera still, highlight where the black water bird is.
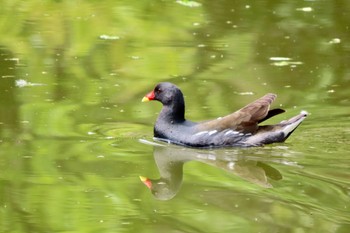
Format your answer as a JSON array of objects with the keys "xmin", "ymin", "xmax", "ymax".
[{"xmin": 142, "ymin": 82, "xmax": 307, "ymax": 147}]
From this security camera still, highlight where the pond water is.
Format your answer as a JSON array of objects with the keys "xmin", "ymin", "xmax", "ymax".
[{"xmin": 1, "ymin": 1, "xmax": 349, "ymax": 232}]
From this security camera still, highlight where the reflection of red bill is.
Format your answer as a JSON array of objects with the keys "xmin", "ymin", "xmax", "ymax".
[{"xmin": 139, "ymin": 176, "xmax": 152, "ymax": 189}]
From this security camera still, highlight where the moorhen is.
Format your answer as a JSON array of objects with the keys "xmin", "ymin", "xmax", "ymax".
[{"xmin": 142, "ymin": 82, "xmax": 308, "ymax": 147}]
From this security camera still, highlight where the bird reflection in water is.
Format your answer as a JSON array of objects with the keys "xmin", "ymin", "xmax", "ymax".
[{"xmin": 139, "ymin": 142, "xmax": 282, "ymax": 200}]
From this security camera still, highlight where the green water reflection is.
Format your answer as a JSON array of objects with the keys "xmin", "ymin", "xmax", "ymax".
[
  {"xmin": 140, "ymin": 143, "xmax": 283, "ymax": 200},
  {"xmin": 1, "ymin": 0, "xmax": 350, "ymax": 232}
]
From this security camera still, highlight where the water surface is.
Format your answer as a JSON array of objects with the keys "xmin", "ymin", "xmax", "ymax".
[{"xmin": 0, "ymin": 1, "xmax": 349, "ymax": 232}]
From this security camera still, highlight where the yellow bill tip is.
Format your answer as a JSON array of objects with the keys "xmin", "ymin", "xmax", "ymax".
[
  {"xmin": 139, "ymin": 176, "xmax": 152, "ymax": 189},
  {"xmin": 139, "ymin": 176, "xmax": 148, "ymax": 182},
  {"xmin": 141, "ymin": 97, "xmax": 150, "ymax": 102}
]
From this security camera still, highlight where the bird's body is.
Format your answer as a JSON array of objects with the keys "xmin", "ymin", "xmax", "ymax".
[{"xmin": 142, "ymin": 82, "xmax": 307, "ymax": 148}]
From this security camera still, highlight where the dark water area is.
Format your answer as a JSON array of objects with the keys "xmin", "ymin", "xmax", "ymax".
[{"xmin": 0, "ymin": 1, "xmax": 349, "ymax": 232}]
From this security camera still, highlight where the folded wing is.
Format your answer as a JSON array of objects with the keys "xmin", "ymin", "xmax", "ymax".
[{"xmin": 196, "ymin": 93, "xmax": 284, "ymax": 133}]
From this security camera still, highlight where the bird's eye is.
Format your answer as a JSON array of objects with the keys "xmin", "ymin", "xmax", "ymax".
[{"xmin": 156, "ymin": 88, "xmax": 162, "ymax": 94}]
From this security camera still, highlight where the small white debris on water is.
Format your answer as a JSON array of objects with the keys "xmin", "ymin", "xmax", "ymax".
[
  {"xmin": 99, "ymin": 35, "xmax": 120, "ymax": 40},
  {"xmin": 296, "ymin": 7, "xmax": 313, "ymax": 12},
  {"xmin": 130, "ymin": 56, "xmax": 140, "ymax": 60},
  {"xmin": 271, "ymin": 61, "xmax": 303, "ymax": 67},
  {"xmin": 329, "ymin": 38, "xmax": 341, "ymax": 44},
  {"xmin": 236, "ymin": 92, "xmax": 254, "ymax": 96},
  {"xmin": 15, "ymin": 79, "xmax": 45, "ymax": 88},
  {"xmin": 4, "ymin": 57, "xmax": 20, "ymax": 63},
  {"xmin": 270, "ymin": 57, "xmax": 291, "ymax": 61},
  {"xmin": 176, "ymin": 0, "xmax": 202, "ymax": 7}
]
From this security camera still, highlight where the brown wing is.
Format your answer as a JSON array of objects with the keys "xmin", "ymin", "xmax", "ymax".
[{"xmin": 196, "ymin": 93, "xmax": 279, "ymax": 133}]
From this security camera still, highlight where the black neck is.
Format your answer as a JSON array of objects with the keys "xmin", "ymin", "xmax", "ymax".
[
  {"xmin": 160, "ymin": 96, "xmax": 185, "ymax": 123},
  {"xmin": 159, "ymin": 102, "xmax": 185, "ymax": 123}
]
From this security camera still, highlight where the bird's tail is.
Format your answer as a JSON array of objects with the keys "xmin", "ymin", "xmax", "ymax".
[
  {"xmin": 279, "ymin": 110, "xmax": 308, "ymax": 141},
  {"xmin": 244, "ymin": 111, "xmax": 308, "ymax": 145}
]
